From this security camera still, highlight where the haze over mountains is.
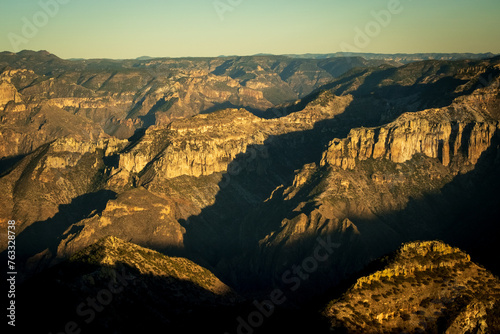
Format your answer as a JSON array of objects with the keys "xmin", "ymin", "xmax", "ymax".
[
  {"xmin": 1, "ymin": 50, "xmax": 500, "ymax": 333},
  {"xmin": 278, "ymin": 52, "xmax": 497, "ymax": 63}
]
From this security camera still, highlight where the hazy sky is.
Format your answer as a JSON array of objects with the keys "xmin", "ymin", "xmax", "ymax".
[{"xmin": 0, "ymin": 0, "xmax": 499, "ymax": 59}]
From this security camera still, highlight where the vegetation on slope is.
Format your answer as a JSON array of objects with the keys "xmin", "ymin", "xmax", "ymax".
[{"xmin": 323, "ymin": 241, "xmax": 500, "ymax": 333}]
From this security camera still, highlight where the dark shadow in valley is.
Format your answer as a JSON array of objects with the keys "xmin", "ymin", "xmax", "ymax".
[
  {"xmin": 180, "ymin": 82, "xmax": 500, "ymax": 304},
  {"xmin": 200, "ymin": 100, "xmax": 265, "ymax": 116},
  {"xmin": 103, "ymin": 153, "xmax": 120, "ymax": 169},
  {"xmin": 263, "ymin": 129, "xmax": 500, "ymax": 291},
  {"xmin": 262, "ymin": 70, "xmax": 469, "ymax": 120},
  {"xmin": 120, "ymin": 127, "xmax": 147, "ymax": 154},
  {"xmin": 0, "ymin": 153, "xmax": 26, "ymax": 177},
  {"xmin": 179, "ymin": 88, "xmax": 412, "ymax": 289},
  {"xmin": 261, "ymin": 69, "xmax": 371, "ymax": 119},
  {"xmin": 357, "ymin": 75, "xmax": 468, "ymax": 109},
  {"xmin": 140, "ymin": 96, "xmax": 177, "ymax": 127},
  {"xmin": 16, "ymin": 260, "xmax": 241, "ymax": 334},
  {"xmin": 211, "ymin": 58, "xmax": 236, "ymax": 76},
  {"xmin": 1, "ymin": 190, "xmax": 117, "ymax": 279}
]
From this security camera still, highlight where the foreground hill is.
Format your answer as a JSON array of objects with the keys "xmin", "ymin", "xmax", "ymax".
[
  {"xmin": 16, "ymin": 239, "xmax": 500, "ymax": 334},
  {"xmin": 17, "ymin": 236, "xmax": 238, "ymax": 333},
  {"xmin": 323, "ymin": 241, "xmax": 500, "ymax": 333}
]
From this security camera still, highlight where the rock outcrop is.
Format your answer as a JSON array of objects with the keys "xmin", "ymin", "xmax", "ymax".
[
  {"xmin": 0, "ymin": 102, "xmax": 106, "ymax": 158},
  {"xmin": 115, "ymin": 95, "xmax": 353, "ymax": 184},
  {"xmin": 321, "ymin": 107, "xmax": 499, "ymax": 170},
  {"xmin": 0, "ymin": 80, "xmax": 24, "ymax": 109},
  {"xmin": 323, "ymin": 241, "xmax": 500, "ymax": 334},
  {"xmin": 56, "ymin": 188, "xmax": 189, "ymax": 259}
]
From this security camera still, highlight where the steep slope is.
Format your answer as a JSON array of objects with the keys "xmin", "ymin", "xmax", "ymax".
[
  {"xmin": 323, "ymin": 241, "xmax": 500, "ymax": 333},
  {"xmin": 16, "ymin": 236, "xmax": 238, "ymax": 333},
  {"xmin": 71, "ymin": 236, "xmax": 233, "ymax": 296},
  {"xmin": 0, "ymin": 68, "xmax": 106, "ymax": 158}
]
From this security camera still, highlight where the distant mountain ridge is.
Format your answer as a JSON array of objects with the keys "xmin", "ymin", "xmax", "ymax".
[
  {"xmin": 0, "ymin": 50, "xmax": 387, "ymax": 147},
  {"xmin": 29, "ymin": 50, "xmax": 494, "ymax": 63},
  {"xmin": 282, "ymin": 52, "xmax": 498, "ymax": 64}
]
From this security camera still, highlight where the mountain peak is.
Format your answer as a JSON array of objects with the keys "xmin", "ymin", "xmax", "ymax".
[{"xmin": 324, "ymin": 241, "xmax": 500, "ymax": 333}]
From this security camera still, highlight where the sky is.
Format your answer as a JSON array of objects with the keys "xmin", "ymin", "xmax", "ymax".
[{"xmin": 0, "ymin": 0, "xmax": 499, "ymax": 59}]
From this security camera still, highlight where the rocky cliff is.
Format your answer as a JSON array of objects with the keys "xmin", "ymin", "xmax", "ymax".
[
  {"xmin": 0, "ymin": 136, "xmax": 126, "ymax": 251},
  {"xmin": 321, "ymin": 107, "xmax": 499, "ymax": 170},
  {"xmin": 116, "ymin": 94, "xmax": 353, "ymax": 185}
]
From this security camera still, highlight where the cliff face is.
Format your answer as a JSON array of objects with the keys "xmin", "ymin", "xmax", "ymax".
[
  {"xmin": 139, "ymin": 109, "xmax": 268, "ymax": 180},
  {"xmin": 0, "ymin": 101, "xmax": 106, "ymax": 158},
  {"xmin": 116, "ymin": 95, "xmax": 353, "ymax": 185},
  {"xmin": 0, "ymin": 80, "xmax": 23, "ymax": 108},
  {"xmin": 321, "ymin": 107, "xmax": 499, "ymax": 170},
  {"xmin": 0, "ymin": 136, "xmax": 126, "ymax": 245}
]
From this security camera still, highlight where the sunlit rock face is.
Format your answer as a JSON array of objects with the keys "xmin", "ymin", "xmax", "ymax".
[{"xmin": 321, "ymin": 108, "xmax": 499, "ymax": 170}]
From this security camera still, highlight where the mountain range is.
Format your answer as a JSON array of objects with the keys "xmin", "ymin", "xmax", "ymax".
[{"xmin": 1, "ymin": 50, "xmax": 500, "ymax": 333}]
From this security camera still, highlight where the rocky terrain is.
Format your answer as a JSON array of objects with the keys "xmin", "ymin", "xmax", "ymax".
[
  {"xmin": 324, "ymin": 241, "xmax": 500, "ymax": 333},
  {"xmin": 1, "ymin": 51, "xmax": 500, "ymax": 333},
  {"xmin": 0, "ymin": 51, "xmax": 382, "ymax": 156}
]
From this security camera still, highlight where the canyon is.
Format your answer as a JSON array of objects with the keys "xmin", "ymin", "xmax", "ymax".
[{"xmin": 1, "ymin": 51, "xmax": 500, "ymax": 333}]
